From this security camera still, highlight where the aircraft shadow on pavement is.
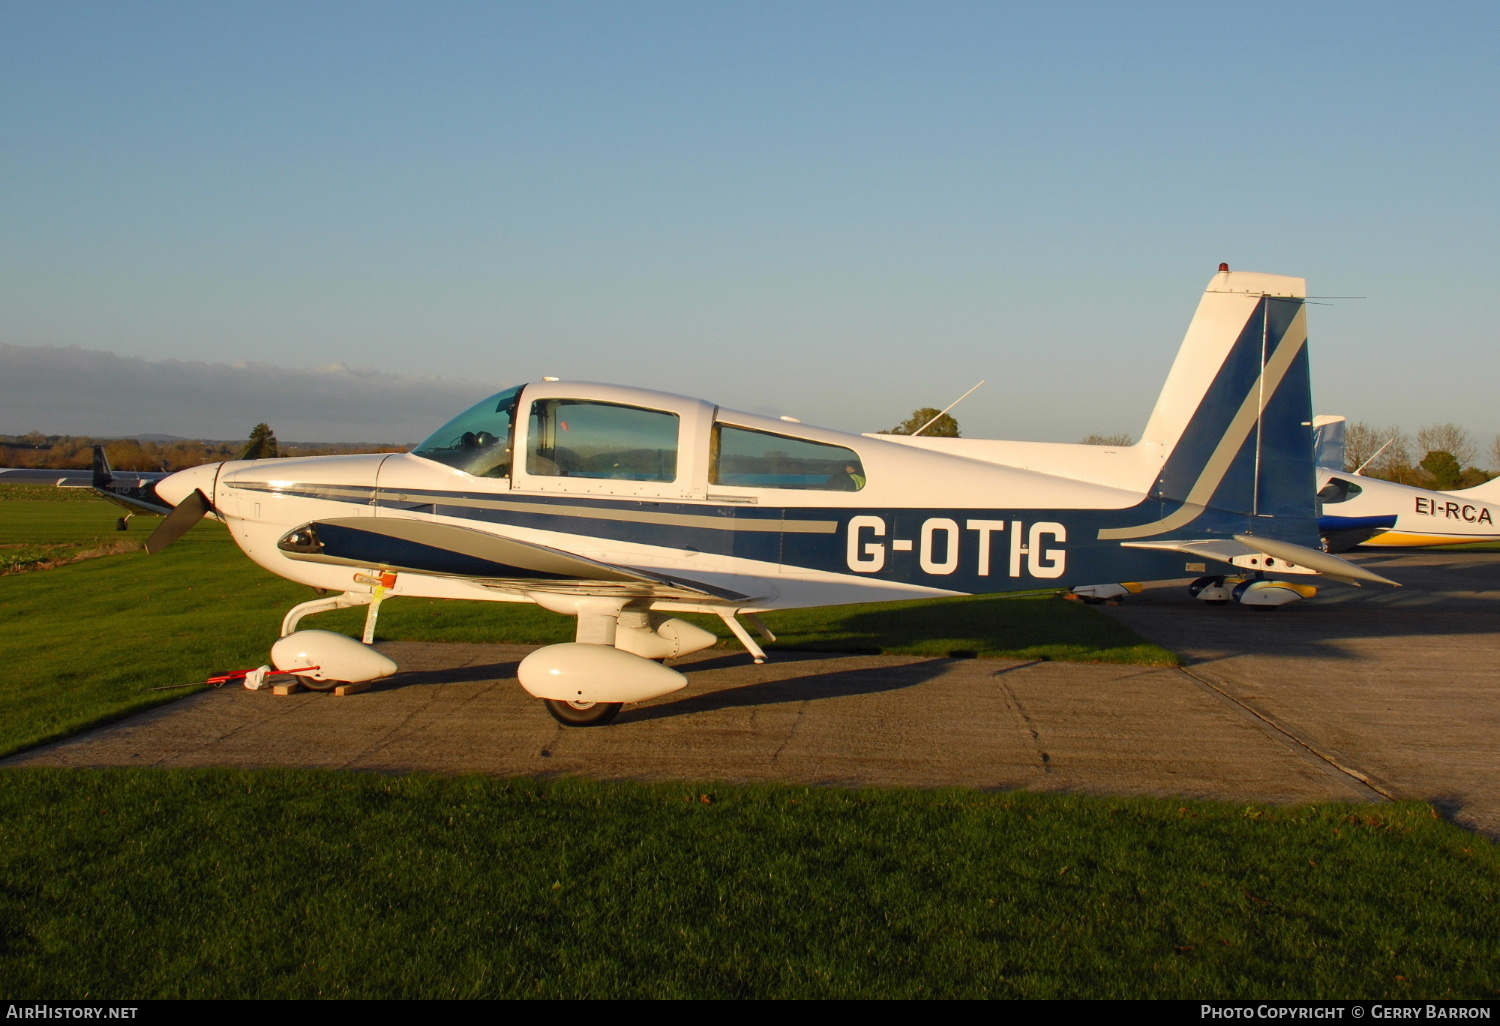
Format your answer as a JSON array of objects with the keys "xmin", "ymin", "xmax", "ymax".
[
  {"xmin": 372, "ymin": 659, "xmax": 523, "ymax": 689},
  {"xmin": 619, "ymin": 657, "xmax": 964, "ymax": 723},
  {"xmin": 1113, "ymin": 553, "xmax": 1500, "ymax": 664}
]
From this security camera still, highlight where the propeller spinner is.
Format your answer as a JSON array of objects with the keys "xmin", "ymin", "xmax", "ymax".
[{"xmin": 144, "ymin": 461, "xmax": 224, "ymax": 554}]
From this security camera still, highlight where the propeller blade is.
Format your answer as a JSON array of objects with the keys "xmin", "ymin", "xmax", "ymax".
[{"xmin": 144, "ymin": 488, "xmax": 212, "ymax": 555}]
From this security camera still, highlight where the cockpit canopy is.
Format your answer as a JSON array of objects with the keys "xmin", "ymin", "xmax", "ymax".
[
  {"xmin": 412, "ymin": 382, "xmax": 865, "ymax": 492},
  {"xmin": 1317, "ymin": 477, "xmax": 1363, "ymax": 504},
  {"xmin": 411, "ymin": 386, "xmax": 521, "ymax": 477}
]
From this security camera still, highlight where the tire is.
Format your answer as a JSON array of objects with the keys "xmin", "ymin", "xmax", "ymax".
[
  {"xmin": 543, "ymin": 698, "xmax": 623, "ymax": 727},
  {"xmin": 295, "ymin": 675, "xmax": 339, "ymax": 691}
]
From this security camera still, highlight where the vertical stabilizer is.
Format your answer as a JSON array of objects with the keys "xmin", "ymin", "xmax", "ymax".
[
  {"xmin": 1457, "ymin": 475, "xmax": 1500, "ymax": 501},
  {"xmin": 1099, "ymin": 267, "xmax": 1317, "ymax": 544},
  {"xmin": 1313, "ymin": 415, "xmax": 1346, "ymax": 471},
  {"xmin": 92, "ymin": 444, "xmax": 114, "ymax": 489}
]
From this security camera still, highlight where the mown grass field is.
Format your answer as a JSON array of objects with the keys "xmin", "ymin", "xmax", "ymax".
[
  {"xmin": 4, "ymin": 486, "xmax": 1497, "ymax": 999},
  {"xmin": 0, "ymin": 490, "xmax": 1172, "ymax": 757},
  {"xmin": 1, "ymin": 769, "xmax": 1496, "ymax": 999},
  {"xmin": 0, "ymin": 482, "xmax": 142, "ymax": 573}
]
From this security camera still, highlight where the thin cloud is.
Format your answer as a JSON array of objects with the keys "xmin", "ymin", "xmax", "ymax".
[{"xmin": 0, "ymin": 344, "xmax": 507, "ymax": 443}]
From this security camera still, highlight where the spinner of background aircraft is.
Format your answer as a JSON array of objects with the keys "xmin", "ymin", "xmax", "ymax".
[
  {"xmin": 146, "ymin": 266, "xmax": 1396, "ymax": 725},
  {"xmin": 1312, "ymin": 416, "xmax": 1500, "ymax": 552}
]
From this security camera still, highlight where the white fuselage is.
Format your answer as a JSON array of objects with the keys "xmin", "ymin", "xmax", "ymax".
[{"xmin": 1317, "ymin": 469, "xmax": 1500, "ymax": 547}]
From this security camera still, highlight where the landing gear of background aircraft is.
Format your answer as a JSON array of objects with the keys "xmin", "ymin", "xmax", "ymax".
[
  {"xmin": 1188, "ymin": 575, "xmax": 1231, "ymax": 605},
  {"xmin": 1068, "ymin": 582, "xmax": 1143, "ymax": 604},
  {"xmin": 543, "ymin": 698, "xmax": 623, "ymax": 727},
  {"xmin": 116, "ymin": 516, "xmax": 130, "ymax": 531}
]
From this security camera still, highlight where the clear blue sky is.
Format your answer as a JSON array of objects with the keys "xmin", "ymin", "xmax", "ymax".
[{"xmin": 3, "ymin": 1, "xmax": 1497, "ymax": 447}]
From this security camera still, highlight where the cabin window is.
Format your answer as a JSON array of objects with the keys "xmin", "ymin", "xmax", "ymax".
[
  {"xmin": 412, "ymin": 386, "xmax": 521, "ymax": 478},
  {"xmin": 1317, "ymin": 477, "xmax": 1363, "ymax": 504},
  {"xmin": 526, "ymin": 399, "xmax": 679, "ymax": 482},
  {"xmin": 711, "ymin": 424, "xmax": 865, "ymax": 491}
]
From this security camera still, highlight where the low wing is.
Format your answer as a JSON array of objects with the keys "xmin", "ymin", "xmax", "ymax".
[
  {"xmin": 276, "ymin": 517, "xmax": 757, "ymax": 602},
  {"xmin": 88, "ymin": 487, "xmax": 173, "ymax": 517},
  {"xmin": 1121, "ymin": 534, "xmax": 1400, "ymax": 587}
]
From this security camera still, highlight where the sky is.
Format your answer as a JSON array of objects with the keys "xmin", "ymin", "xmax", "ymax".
[{"xmin": 2, "ymin": 1, "xmax": 1497, "ymax": 451}]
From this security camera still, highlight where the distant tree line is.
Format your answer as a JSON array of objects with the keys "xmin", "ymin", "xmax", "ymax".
[
  {"xmin": 0, "ymin": 427, "xmax": 407, "ymax": 472},
  {"xmin": 1340, "ymin": 422, "xmax": 1497, "ymax": 490},
  {"xmin": 1078, "ymin": 422, "xmax": 1499, "ymax": 491}
]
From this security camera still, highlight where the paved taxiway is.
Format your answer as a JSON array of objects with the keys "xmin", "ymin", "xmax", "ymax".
[{"xmin": 7, "ymin": 551, "xmax": 1497, "ymax": 836}]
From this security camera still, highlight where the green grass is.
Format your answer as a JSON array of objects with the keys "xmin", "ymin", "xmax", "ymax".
[
  {"xmin": 1407, "ymin": 541, "xmax": 1500, "ymax": 552},
  {"xmin": 1, "ymin": 768, "xmax": 1495, "ymax": 999},
  {"xmin": 0, "ymin": 521, "xmax": 316, "ymax": 757},
  {"xmin": 2, "ymin": 491, "xmax": 1494, "ymax": 1000},
  {"xmin": 308, "ymin": 589, "xmax": 1176, "ymax": 665},
  {"xmin": 0, "ymin": 516, "xmax": 1172, "ymax": 758},
  {"xmin": 0, "ymin": 483, "xmax": 144, "ymax": 572}
]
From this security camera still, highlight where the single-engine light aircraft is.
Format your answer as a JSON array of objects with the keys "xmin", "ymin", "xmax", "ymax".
[
  {"xmin": 84, "ymin": 445, "xmax": 173, "ymax": 528},
  {"xmin": 148, "ymin": 266, "xmax": 1396, "ymax": 725},
  {"xmin": 1311, "ymin": 416, "xmax": 1500, "ymax": 552}
]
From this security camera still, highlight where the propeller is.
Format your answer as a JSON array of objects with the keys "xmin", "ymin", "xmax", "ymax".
[{"xmin": 144, "ymin": 488, "xmax": 214, "ymax": 554}]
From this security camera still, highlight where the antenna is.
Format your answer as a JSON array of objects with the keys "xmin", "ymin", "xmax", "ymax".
[
  {"xmin": 1354, "ymin": 437, "xmax": 1395, "ymax": 475},
  {"xmin": 912, "ymin": 380, "xmax": 986, "ymax": 437}
]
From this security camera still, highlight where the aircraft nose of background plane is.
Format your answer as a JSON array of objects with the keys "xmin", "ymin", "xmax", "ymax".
[{"xmin": 157, "ymin": 462, "xmax": 222, "ymax": 509}]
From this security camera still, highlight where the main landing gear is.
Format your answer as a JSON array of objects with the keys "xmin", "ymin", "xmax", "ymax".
[
  {"xmin": 1189, "ymin": 575, "xmax": 1317, "ymax": 610},
  {"xmin": 543, "ymin": 698, "xmax": 623, "ymax": 727},
  {"xmin": 518, "ymin": 595, "xmax": 760, "ymax": 726}
]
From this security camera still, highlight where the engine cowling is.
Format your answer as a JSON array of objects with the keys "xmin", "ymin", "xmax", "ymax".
[{"xmin": 518, "ymin": 643, "xmax": 687, "ymax": 704}]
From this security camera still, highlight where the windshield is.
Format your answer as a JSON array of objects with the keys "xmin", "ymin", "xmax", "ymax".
[
  {"xmin": 412, "ymin": 386, "xmax": 522, "ymax": 477},
  {"xmin": 1317, "ymin": 477, "xmax": 1363, "ymax": 505}
]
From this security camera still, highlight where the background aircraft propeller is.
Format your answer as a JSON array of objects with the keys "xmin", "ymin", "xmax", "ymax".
[{"xmin": 144, "ymin": 488, "xmax": 213, "ymax": 554}]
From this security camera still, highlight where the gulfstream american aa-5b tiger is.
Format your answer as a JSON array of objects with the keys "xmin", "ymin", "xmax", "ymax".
[{"xmin": 146, "ymin": 265, "xmax": 1397, "ymax": 726}]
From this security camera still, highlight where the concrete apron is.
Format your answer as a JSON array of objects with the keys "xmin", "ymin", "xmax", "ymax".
[
  {"xmin": 5, "ymin": 552, "xmax": 1495, "ymax": 836},
  {"xmin": 1103, "ymin": 550, "xmax": 1500, "ymax": 839}
]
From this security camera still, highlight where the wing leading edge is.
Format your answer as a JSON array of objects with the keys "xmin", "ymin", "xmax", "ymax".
[{"xmin": 276, "ymin": 517, "xmax": 755, "ymax": 601}]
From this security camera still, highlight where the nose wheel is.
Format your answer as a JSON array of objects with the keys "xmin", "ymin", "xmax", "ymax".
[{"xmin": 543, "ymin": 698, "xmax": 623, "ymax": 726}]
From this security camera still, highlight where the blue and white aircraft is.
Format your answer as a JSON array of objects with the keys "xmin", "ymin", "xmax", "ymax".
[
  {"xmin": 1312, "ymin": 416, "xmax": 1500, "ymax": 552},
  {"xmin": 148, "ymin": 266, "xmax": 1396, "ymax": 725},
  {"xmin": 84, "ymin": 445, "xmax": 173, "ymax": 528}
]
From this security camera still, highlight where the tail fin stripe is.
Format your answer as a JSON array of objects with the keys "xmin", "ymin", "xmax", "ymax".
[{"xmin": 1098, "ymin": 303, "xmax": 1307, "ymax": 540}]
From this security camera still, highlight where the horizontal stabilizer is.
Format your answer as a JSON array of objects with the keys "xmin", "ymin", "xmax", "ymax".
[
  {"xmin": 1236, "ymin": 534, "xmax": 1399, "ymax": 587},
  {"xmin": 1122, "ymin": 534, "xmax": 1399, "ymax": 587}
]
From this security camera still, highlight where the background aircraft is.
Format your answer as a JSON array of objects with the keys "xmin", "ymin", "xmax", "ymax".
[
  {"xmin": 1312, "ymin": 416, "xmax": 1500, "ymax": 551},
  {"xmin": 145, "ymin": 266, "xmax": 1394, "ymax": 725},
  {"xmin": 82, "ymin": 445, "xmax": 173, "ymax": 528},
  {"xmin": 0, "ymin": 446, "xmax": 172, "ymax": 529}
]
